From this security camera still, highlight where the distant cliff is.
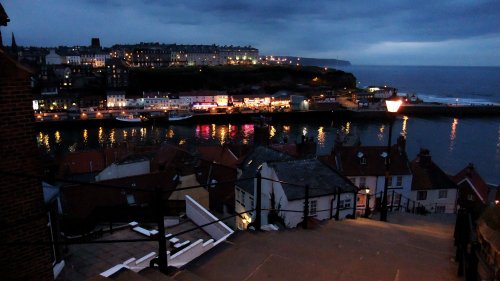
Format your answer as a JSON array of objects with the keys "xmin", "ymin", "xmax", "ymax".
[{"xmin": 266, "ymin": 56, "xmax": 351, "ymax": 67}]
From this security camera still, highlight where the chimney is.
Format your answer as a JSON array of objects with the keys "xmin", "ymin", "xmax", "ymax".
[
  {"xmin": 332, "ymin": 132, "xmax": 343, "ymax": 156},
  {"xmin": 466, "ymin": 163, "xmax": 474, "ymax": 176},
  {"xmin": 417, "ymin": 148, "xmax": 431, "ymax": 167},
  {"xmin": 397, "ymin": 135, "xmax": 406, "ymax": 155}
]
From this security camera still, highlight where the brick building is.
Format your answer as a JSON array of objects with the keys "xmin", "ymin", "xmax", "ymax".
[{"xmin": 0, "ymin": 49, "xmax": 54, "ymax": 279}]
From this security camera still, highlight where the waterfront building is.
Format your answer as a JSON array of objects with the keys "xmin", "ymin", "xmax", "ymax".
[
  {"xmin": 106, "ymin": 91, "xmax": 126, "ymax": 108},
  {"xmin": 410, "ymin": 149, "xmax": 458, "ymax": 214},
  {"xmin": 143, "ymin": 91, "xmax": 169, "ymax": 109}
]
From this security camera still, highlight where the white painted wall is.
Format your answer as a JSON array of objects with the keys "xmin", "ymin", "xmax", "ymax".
[
  {"xmin": 185, "ymin": 195, "xmax": 234, "ymax": 241},
  {"xmin": 95, "ymin": 160, "xmax": 150, "ymax": 181},
  {"xmin": 411, "ymin": 189, "xmax": 457, "ymax": 214}
]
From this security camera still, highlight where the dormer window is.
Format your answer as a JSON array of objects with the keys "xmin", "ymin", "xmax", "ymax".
[{"xmin": 357, "ymin": 152, "xmax": 366, "ymax": 164}]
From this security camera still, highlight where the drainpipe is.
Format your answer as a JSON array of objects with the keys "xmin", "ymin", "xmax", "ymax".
[{"xmin": 335, "ymin": 188, "xmax": 341, "ymax": 221}]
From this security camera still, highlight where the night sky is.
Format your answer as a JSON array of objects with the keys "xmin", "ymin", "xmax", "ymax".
[{"xmin": 2, "ymin": 0, "xmax": 499, "ymax": 66}]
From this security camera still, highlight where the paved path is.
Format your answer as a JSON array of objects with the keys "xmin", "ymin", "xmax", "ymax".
[{"xmin": 183, "ymin": 213, "xmax": 460, "ymax": 281}]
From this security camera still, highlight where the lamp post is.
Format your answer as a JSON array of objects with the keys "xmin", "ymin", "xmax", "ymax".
[
  {"xmin": 364, "ymin": 188, "xmax": 371, "ymax": 218},
  {"xmin": 380, "ymin": 98, "xmax": 402, "ymax": 222}
]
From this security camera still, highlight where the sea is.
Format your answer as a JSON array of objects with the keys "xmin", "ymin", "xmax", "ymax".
[{"xmin": 36, "ymin": 65, "xmax": 500, "ymax": 184}]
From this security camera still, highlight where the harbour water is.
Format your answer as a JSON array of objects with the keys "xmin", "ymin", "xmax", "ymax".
[{"xmin": 35, "ymin": 65, "xmax": 500, "ymax": 184}]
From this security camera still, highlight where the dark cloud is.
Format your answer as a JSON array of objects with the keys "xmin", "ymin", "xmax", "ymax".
[{"xmin": 1, "ymin": 0, "xmax": 499, "ymax": 65}]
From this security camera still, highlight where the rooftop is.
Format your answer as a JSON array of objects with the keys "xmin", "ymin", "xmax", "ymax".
[
  {"xmin": 269, "ymin": 158, "xmax": 356, "ymax": 200},
  {"xmin": 237, "ymin": 146, "xmax": 294, "ymax": 195}
]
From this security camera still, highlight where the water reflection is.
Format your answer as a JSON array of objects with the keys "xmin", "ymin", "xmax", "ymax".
[
  {"xmin": 220, "ymin": 126, "xmax": 227, "ymax": 145},
  {"xmin": 55, "ymin": 131, "xmax": 61, "ymax": 144},
  {"xmin": 269, "ymin": 125, "xmax": 276, "ymax": 139},
  {"xmin": 211, "ymin": 124, "xmax": 216, "ymax": 139},
  {"xmin": 340, "ymin": 121, "xmax": 351, "ymax": 135},
  {"xmin": 34, "ymin": 118, "xmax": 500, "ymax": 184},
  {"xmin": 401, "ymin": 116, "xmax": 408, "ymax": 137},
  {"xmin": 317, "ymin": 126, "xmax": 326, "ymax": 147},
  {"xmin": 83, "ymin": 129, "xmax": 88, "ymax": 145},
  {"xmin": 98, "ymin": 127, "xmax": 104, "ymax": 145},
  {"xmin": 109, "ymin": 129, "xmax": 116, "ymax": 145},
  {"xmin": 449, "ymin": 118, "xmax": 458, "ymax": 152}
]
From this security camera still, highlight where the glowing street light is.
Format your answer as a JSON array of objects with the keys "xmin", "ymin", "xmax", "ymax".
[{"xmin": 380, "ymin": 97, "xmax": 401, "ymax": 222}]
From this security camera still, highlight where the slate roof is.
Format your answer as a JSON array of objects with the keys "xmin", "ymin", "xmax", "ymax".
[
  {"xmin": 197, "ymin": 145, "xmax": 239, "ymax": 168},
  {"xmin": 410, "ymin": 150, "xmax": 457, "ymax": 191},
  {"xmin": 269, "ymin": 159, "xmax": 356, "ymax": 201},
  {"xmin": 320, "ymin": 144, "xmax": 411, "ymax": 176},
  {"xmin": 237, "ymin": 146, "xmax": 294, "ymax": 194}
]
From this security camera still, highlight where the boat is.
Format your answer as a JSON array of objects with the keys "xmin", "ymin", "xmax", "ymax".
[
  {"xmin": 116, "ymin": 114, "xmax": 147, "ymax": 123},
  {"xmin": 168, "ymin": 111, "xmax": 193, "ymax": 122}
]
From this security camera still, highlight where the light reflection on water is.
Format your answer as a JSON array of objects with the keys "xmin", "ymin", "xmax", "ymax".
[
  {"xmin": 449, "ymin": 118, "xmax": 458, "ymax": 152},
  {"xmin": 34, "ymin": 117, "xmax": 500, "ymax": 183},
  {"xmin": 401, "ymin": 116, "xmax": 408, "ymax": 137}
]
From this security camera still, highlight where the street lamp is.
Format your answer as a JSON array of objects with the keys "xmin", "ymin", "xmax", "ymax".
[
  {"xmin": 364, "ymin": 188, "xmax": 371, "ymax": 218},
  {"xmin": 380, "ymin": 98, "xmax": 402, "ymax": 222}
]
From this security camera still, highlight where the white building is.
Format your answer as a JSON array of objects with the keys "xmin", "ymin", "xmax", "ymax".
[
  {"xmin": 320, "ymin": 136, "xmax": 413, "ymax": 215},
  {"xmin": 235, "ymin": 147, "xmax": 357, "ymax": 230},
  {"xmin": 106, "ymin": 91, "xmax": 126, "ymax": 108},
  {"xmin": 95, "ymin": 155, "xmax": 150, "ymax": 182},
  {"xmin": 45, "ymin": 49, "xmax": 63, "ymax": 65},
  {"xmin": 410, "ymin": 149, "xmax": 458, "ymax": 214}
]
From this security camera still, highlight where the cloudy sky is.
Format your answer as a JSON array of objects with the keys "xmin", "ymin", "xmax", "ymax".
[{"xmin": 2, "ymin": 0, "xmax": 499, "ymax": 66}]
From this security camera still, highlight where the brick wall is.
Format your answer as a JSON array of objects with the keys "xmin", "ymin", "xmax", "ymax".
[{"xmin": 0, "ymin": 50, "xmax": 53, "ymax": 280}]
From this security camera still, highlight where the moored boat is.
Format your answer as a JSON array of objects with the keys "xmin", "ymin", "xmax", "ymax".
[
  {"xmin": 116, "ymin": 114, "xmax": 147, "ymax": 123},
  {"xmin": 168, "ymin": 111, "xmax": 193, "ymax": 122}
]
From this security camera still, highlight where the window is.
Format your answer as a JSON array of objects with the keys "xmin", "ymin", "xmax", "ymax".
[
  {"xmin": 359, "ymin": 177, "xmax": 366, "ymax": 187},
  {"xmin": 387, "ymin": 177, "xmax": 393, "ymax": 187},
  {"xmin": 340, "ymin": 199, "xmax": 352, "ymax": 209},
  {"xmin": 241, "ymin": 190, "xmax": 246, "ymax": 207},
  {"xmin": 250, "ymin": 196, "xmax": 254, "ymax": 208},
  {"xmin": 438, "ymin": 190, "xmax": 448, "ymax": 199},
  {"xmin": 309, "ymin": 200, "xmax": 317, "ymax": 216},
  {"xmin": 435, "ymin": 206, "xmax": 446, "ymax": 213},
  {"xmin": 396, "ymin": 176, "xmax": 403, "ymax": 187},
  {"xmin": 126, "ymin": 194, "xmax": 136, "ymax": 205},
  {"xmin": 417, "ymin": 191, "xmax": 427, "ymax": 201}
]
